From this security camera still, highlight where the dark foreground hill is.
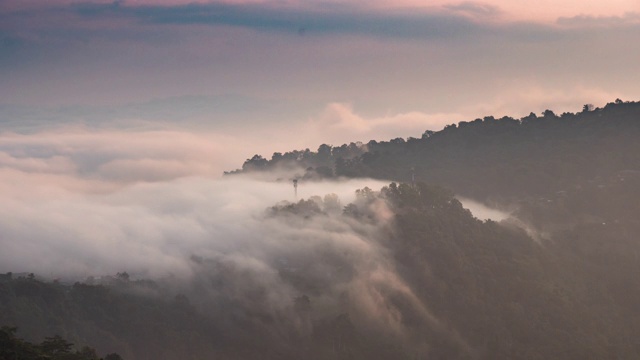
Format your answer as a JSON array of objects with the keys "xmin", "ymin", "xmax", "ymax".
[{"xmin": 2, "ymin": 182, "xmax": 640, "ymax": 359}]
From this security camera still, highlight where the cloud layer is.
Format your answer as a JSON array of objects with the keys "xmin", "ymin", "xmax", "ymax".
[
  {"xmin": 0, "ymin": 126, "xmax": 391, "ymax": 278},
  {"xmin": 0, "ymin": 128, "xmax": 437, "ymax": 346}
]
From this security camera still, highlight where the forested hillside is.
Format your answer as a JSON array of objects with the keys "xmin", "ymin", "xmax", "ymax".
[
  {"xmin": 3, "ymin": 181, "xmax": 640, "ymax": 359},
  {"xmin": 0, "ymin": 325, "xmax": 122, "ymax": 360},
  {"xmin": 232, "ymin": 99, "xmax": 640, "ymax": 201}
]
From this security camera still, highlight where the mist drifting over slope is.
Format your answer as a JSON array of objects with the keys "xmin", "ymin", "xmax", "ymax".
[
  {"xmin": 1, "ymin": 125, "xmax": 501, "ymax": 357},
  {"xmin": 0, "ymin": 132, "xmax": 388, "ymax": 279}
]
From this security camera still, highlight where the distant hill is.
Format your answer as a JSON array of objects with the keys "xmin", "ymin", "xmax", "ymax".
[{"xmin": 230, "ymin": 99, "xmax": 640, "ymax": 201}]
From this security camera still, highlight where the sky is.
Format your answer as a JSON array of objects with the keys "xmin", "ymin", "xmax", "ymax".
[{"xmin": 1, "ymin": 0, "xmax": 640, "ymax": 174}]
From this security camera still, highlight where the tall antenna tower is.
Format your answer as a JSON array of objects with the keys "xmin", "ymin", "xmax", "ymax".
[
  {"xmin": 293, "ymin": 179, "xmax": 298, "ymax": 200},
  {"xmin": 411, "ymin": 167, "xmax": 416, "ymax": 186}
]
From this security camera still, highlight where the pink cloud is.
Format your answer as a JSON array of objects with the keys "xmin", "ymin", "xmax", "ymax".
[{"xmin": 305, "ymin": 103, "xmax": 465, "ymax": 145}]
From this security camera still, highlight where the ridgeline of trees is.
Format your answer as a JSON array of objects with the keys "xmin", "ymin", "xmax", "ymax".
[
  {"xmin": 0, "ymin": 325, "xmax": 122, "ymax": 360},
  {"xmin": 231, "ymin": 99, "xmax": 640, "ymax": 201}
]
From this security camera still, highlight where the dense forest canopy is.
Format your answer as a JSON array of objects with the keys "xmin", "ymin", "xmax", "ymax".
[
  {"xmin": 231, "ymin": 99, "xmax": 640, "ymax": 201},
  {"xmin": 0, "ymin": 325, "xmax": 123, "ymax": 360},
  {"xmin": 3, "ymin": 99, "xmax": 640, "ymax": 359}
]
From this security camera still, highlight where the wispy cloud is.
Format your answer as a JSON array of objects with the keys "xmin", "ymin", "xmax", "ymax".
[
  {"xmin": 64, "ymin": 1, "xmax": 490, "ymax": 40},
  {"xmin": 1, "ymin": 0, "xmax": 564, "ymax": 43},
  {"xmin": 443, "ymin": 2, "xmax": 501, "ymax": 18},
  {"xmin": 557, "ymin": 12, "xmax": 640, "ymax": 27},
  {"xmin": 0, "ymin": 124, "xmax": 461, "ymax": 349},
  {"xmin": 306, "ymin": 103, "xmax": 465, "ymax": 144}
]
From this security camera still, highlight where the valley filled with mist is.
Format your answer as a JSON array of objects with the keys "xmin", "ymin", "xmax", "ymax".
[
  {"xmin": 2, "ymin": 100, "xmax": 640, "ymax": 359},
  {"xmin": 3, "ymin": 0, "xmax": 640, "ymax": 358}
]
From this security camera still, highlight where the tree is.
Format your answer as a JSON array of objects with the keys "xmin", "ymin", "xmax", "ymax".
[
  {"xmin": 422, "ymin": 130, "xmax": 435, "ymax": 138},
  {"xmin": 116, "ymin": 272, "xmax": 130, "ymax": 282},
  {"xmin": 40, "ymin": 335, "xmax": 74, "ymax": 356},
  {"xmin": 542, "ymin": 109, "xmax": 557, "ymax": 118},
  {"xmin": 355, "ymin": 187, "xmax": 375, "ymax": 202},
  {"xmin": 522, "ymin": 112, "xmax": 538, "ymax": 124},
  {"xmin": 323, "ymin": 193, "xmax": 342, "ymax": 213},
  {"xmin": 317, "ymin": 144, "xmax": 332, "ymax": 164},
  {"xmin": 242, "ymin": 155, "xmax": 268, "ymax": 171}
]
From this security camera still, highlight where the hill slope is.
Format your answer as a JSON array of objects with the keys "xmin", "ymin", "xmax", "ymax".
[
  {"xmin": 2, "ymin": 182, "xmax": 640, "ymax": 359},
  {"xmin": 233, "ymin": 99, "xmax": 640, "ymax": 201}
]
